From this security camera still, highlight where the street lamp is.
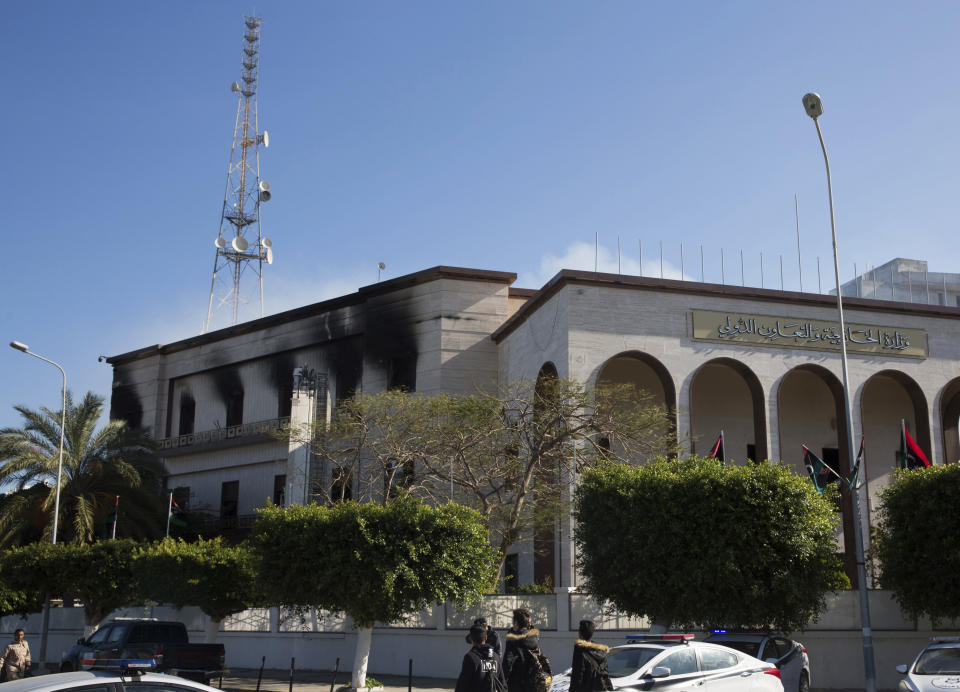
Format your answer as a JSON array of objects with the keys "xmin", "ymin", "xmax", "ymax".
[
  {"xmin": 9, "ymin": 340, "xmax": 66, "ymax": 673},
  {"xmin": 801, "ymin": 93, "xmax": 877, "ymax": 692}
]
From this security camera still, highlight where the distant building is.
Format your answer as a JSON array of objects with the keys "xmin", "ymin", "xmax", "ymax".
[
  {"xmin": 837, "ymin": 257, "xmax": 960, "ymax": 307},
  {"xmin": 108, "ymin": 261, "xmax": 960, "ymax": 589}
]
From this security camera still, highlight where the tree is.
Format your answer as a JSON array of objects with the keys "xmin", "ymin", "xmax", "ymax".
[
  {"xmin": 250, "ymin": 497, "xmax": 499, "ymax": 688},
  {"xmin": 135, "ymin": 537, "xmax": 260, "ymax": 642},
  {"xmin": 282, "ymin": 389, "xmax": 434, "ymax": 505},
  {"xmin": 0, "ymin": 559, "xmax": 43, "ymax": 618},
  {"xmin": 0, "ymin": 539, "xmax": 142, "ymax": 632},
  {"xmin": 286, "ymin": 379, "xmax": 679, "ymax": 572},
  {"xmin": 575, "ymin": 457, "xmax": 848, "ymax": 632},
  {"xmin": 874, "ymin": 463, "xmax": 960, "ymax": 622},
  {"xmin": 419, "ymin": 378, "xmax": 680, "ymax": 570},
  {"xmin": 0, "ymin": 391, "xmax": 165, "ymax": 546}
]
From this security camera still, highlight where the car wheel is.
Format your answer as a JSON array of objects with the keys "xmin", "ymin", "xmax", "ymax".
[{"xmin": 798, "ymin": 671, "xmax": 810, "ymax": 692}]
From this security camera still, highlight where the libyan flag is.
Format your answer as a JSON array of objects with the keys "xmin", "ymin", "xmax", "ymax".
[
  {"xmin": 169, "ymin": 498, "xmax": 187, "ymax": 528},
  {"xmin": 708, "ymin": 431, "xmax": 725, "ymax": 462},
  {"xmin": 898, "ymin": 422, "xmax": 931, "ymax": 470},
  {"xmin": 802, "ymin": 445, "xmax": 842, "ymax": 494}
]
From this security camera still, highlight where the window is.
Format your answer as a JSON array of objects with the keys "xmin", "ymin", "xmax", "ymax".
[
  {"xmin": 172, "ymin": 486, "xmax": 190, "ymax": 510},
  {"xmin": 226, "ymin": 391, "xmax": 244, "ymax": 427},
  {"xmin": 388, "ymin": 354, "xmax": 417, "ymax": 392},
  {"xmin": 123, "ymin": 684, "xmax": 203, "ymax": 692},
  {"xmin": 331, "ymin": 468, "xmax": 352, "ymax": 502},
  {"xmin": 746, "ymin": 443, "xmax": 756, "ymax": 462},
  {"xmin": 700, "ymin": 648, "xmax": 738, "ymax": 671},
  {"xmin": 659, "ymin": 649, "xmax": 698, "ymax": 676},
  {"xmin": 178, "ymin": 398, "xmax": 195, "ymax": 435},
  {"xmin": 273, "ymin": 474, "xmax": 286, "ymax": 507},
  {"xmin": 220, "ymin": 480, "xmax": 239, "ymax": 520},
  {"xmin": 385, "ymin": 460, "xmax": 414, "ymax": 500},
  {"xmin": 277, "ymin": 377, "xmax": 293, "ymax": 418},
  {"xmin": 503, "ymin": 553, "xmax": 519, "ymax": 594},
  {"xmin": 86, "ymin": 625, "xmax": 113, "ymax": 645},
  {"xmin": 104, "ymin": 623, "xmax": 128, "ymax": 645}
]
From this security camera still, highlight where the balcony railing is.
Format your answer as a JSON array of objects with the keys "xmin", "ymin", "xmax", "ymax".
[{"xmin": 158, "ymin": 417, "xmax": 290, "ymax": 451}]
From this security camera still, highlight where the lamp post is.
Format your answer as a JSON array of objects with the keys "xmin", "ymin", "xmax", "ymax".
[
  {"xmin": 801, "ymin": 93, "xmax": 877, "ymax": 692},
  {"xmin": 9, "ymin": 340, "xmax": 66, "ymax": 672}
]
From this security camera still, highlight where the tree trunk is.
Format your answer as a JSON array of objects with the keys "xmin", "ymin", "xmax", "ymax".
[
  {"xmin": 648, "ymin": 616, "xmax": 672, "ymax": 634},
  {"xmin": 351, "ymin": 625, "xmax": 373, "ymax": 688},
  {"xmin": 204, "ymin": 617, "xmax": 220, "ymax": 643}
]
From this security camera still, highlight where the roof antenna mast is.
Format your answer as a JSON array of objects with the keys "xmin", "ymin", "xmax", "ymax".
[{"xmin": 204, "ymin": 16, "xmax": 273, "ymax": 333}]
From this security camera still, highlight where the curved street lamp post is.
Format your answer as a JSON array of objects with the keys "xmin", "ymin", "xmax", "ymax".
[{"xmin": 800, "ymin": 93, "xmax": 877, "ymax": 692}]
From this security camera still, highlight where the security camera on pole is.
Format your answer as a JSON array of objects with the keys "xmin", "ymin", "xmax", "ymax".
[{"xmin": 801, "ymin": 92, "xmax": 877, "ymax": 692}]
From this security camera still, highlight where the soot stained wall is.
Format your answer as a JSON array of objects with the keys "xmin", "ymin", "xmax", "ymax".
[{"xmin": 110, "ymin": 375, "xmax": 143, "ymax": 430}]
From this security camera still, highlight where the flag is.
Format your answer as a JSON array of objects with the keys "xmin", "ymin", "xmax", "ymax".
[
  {"xmin": 850, "ymin": 434, "xmax": 865, "ymax": 490},
  {"xmin": 104, "ymin": 495, "xmax": 119, "ymax": 539},
  {"xmin": 708, "ymin": 431, "xmax": 725, "ymax": 462},
  {"xmin": 166, "ymin": 492, "xmax": 187, "ymax": 536},
  {"xmin": 898, "ymin": 421, "xmax": 931, "ymax": 470},
  {"xmin": 802, "ymin": 445, "xmax": 842, "ymax": 494},
  {"xmin": 169, "ymin": 498, "xmax": 187, "ymax": 528}
]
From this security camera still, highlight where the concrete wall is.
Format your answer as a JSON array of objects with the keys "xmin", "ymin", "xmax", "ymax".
[{"xmin": 3, "ymin": 592, "xmax": 953, "ymax": 691}]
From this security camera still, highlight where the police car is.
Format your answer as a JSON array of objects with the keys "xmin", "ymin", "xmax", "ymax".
[
  {"xmin": 703, "ymin": 630, "xmax": 810, "ymax": 692},
  {"xmin": 896, "ymin": 636, "xmax": 960, "ymax": 691},
  {"xmin": 0, "ymin": 658, "xmax": 222, "ymax": 692},
  {"xmin": 549, "ymin": 633, "xmax": 784, "ymax": 691}
]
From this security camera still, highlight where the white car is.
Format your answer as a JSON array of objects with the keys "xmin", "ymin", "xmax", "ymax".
[
  {"xmin": 703, "ymin": 630, "xmax": 810, "ymax": 692},
  {"xmin": 550, "ymin": 634, "xmax": 784, "ymax": 691},
  {"xmin": 896, "ymin": 636, "xmax": 960, "ymax": 691},
  {"xmin": 0, "ymin": 665, "xmax": 222, "ymax": 692}
]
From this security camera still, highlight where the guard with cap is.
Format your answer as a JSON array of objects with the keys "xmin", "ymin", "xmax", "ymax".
[{"xmin": 465, "ymin": 617, "xmax": 501, "ymax": 656}]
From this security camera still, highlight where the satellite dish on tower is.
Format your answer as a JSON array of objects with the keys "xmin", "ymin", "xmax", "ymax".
[
  {"xmin": 266, "ymin": 248, "xmax": 274, "ymax": 265},
  {"xmin": 215, "ymin": 237, "xmax": 226, "ymax": 249},
  {"xmin": 262, "ymin": 237, "xmax": 272, "ymax": 248},
  {"xmin": 260, "ymin": 130, "xmax": 269, "ymax": 148},
  {"xmin": 232, "ymin": 236, "xmax": 249, "ymax": 252},
  {"xmin": 231, "ymin": 81, "xmax": 240, "ymax": 93},
  {"xmin": 258, "ymin": 180, "xmax": 271, "ymax": 202}
]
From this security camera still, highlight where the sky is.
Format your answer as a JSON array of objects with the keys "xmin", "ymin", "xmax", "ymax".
[{"xmin": 3, "ymin": 1, "xmax": 960, "ymax": 433}]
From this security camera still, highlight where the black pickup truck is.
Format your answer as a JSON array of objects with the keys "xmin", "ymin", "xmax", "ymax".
[{"xmin": 60, "ymin": 618, "xmax": 225, "ymax": 682}]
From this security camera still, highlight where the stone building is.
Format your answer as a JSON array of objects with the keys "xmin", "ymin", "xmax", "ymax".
[{"xmin": 107, "ymin": 262, "xmax": 960, "ymax": 589}]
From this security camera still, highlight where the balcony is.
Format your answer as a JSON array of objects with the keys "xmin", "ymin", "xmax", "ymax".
[{"xmin": 157, "ymin": 417, "xmax": 289, "ymax": 457}]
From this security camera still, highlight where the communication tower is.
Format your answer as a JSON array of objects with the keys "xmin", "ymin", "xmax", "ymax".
[{"xmin": 204, "ymin": 15, "xmax": 273, "ymax": 333}]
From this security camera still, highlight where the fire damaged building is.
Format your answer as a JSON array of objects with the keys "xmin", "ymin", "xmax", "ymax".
[{"xmin": 107, "ymin": 262, "xmax": 960, "ymax": 589}]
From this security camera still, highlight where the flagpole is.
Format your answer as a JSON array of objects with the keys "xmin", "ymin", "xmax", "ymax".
[
  {"xmin": 166, "ymin": 491, "xmax": 173, "ymax": 537},
  {"xmin": 803, "ymin": 92, "xmax": 876, "ymax": 692},
  {"xmin": 111, "ymin": 496, "xmax": 118, "ymax": 539}
]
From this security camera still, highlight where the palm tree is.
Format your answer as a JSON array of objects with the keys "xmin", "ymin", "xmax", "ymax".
[{"xmin": 0, "ymin": 391, "xmax": 165, "ymax": 546}]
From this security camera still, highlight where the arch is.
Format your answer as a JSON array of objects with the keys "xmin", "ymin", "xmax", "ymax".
[
  {"xmin": 860, "ymin": 370, "xmax": 932, "ymax": 477},
  {"xmin": 940, "ymin": 377, "xmax": 960, "ymax": 464},
  {"xmin": 689, "ymin": 357, "xmax": 767, "ymax": 462},
  {"xmin": 533, "ymin": 361, "xmax": 559, "ymax": 589},
  {"xmin": 777, "ymin": 363, "xmax": 857, "ymax": 585},
  {"xmin": 595, "ymin": 351, "xmax": 677, "ymax": 414}
]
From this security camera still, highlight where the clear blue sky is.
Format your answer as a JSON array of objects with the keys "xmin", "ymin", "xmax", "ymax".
[{"xmin": 4, "ymin": 1, "xmax": 960, "ymax": 433}]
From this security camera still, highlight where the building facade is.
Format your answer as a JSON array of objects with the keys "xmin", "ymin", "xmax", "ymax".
[{"xmin": 108, "ymin": 263, "xmax": 960, "ymax": 588}]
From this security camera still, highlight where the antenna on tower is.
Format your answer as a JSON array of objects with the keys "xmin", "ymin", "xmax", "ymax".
[{"xmin": 204, "ymin": 15, "xmax": 274, "ymax": 333}]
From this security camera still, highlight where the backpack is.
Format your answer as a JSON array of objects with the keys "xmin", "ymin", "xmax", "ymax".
[{"xmin": 524, "ymin": 647, "xmax": 553, "ymax": 692}]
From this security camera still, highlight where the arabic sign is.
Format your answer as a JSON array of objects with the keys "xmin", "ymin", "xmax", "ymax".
[{"xmin": 692, "ymin": 310, "xmax": 927, "ymax": 358}]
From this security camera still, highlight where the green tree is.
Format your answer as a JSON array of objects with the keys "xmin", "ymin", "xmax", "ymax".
[
  {"xmin": 0, "ymin": 540, "xmax": 141, "ymax": 632},
  {"xmin": 135, "ymin": 538, "xmax": 260, "ymax": 642},
  {"xmin": 575, "ymin": 456, "xmax": 848, "ymax": 632},
  {"xmin": 0, "ymin": 558, "xmax": 43, "ymax": 617},
  {"xmin": 874, "ymin": 463, "xmax": 960, "ymax": 622},
  {"xmin": 0, "ymin": 391, "xmax": 165, "ymax": 546},
  {"xmin": 250, "ymin": 497, "xmax": 499, "ymax": 688}
]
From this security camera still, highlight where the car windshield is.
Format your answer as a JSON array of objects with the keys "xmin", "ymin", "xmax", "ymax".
[
  {"xmin": 915, "ymin": 648, "xmax": 960, "ymax": 675},
  {"xmin": 607, "ymin": 648, "xmax": 661, "ymax": 678},
  {"xmin": 710, "ymin": 640, "xmax": 760, "ymax": 658}
]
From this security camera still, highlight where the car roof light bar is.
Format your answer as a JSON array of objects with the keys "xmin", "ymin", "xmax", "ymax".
[{"xmin": 625, "ymin": 633, "xmax": 695, "ymax": 642}]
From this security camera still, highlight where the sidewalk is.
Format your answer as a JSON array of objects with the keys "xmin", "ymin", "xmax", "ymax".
[
  {"xmin": 215, "ymin": 667, "xmax": 873, "ymax": 692},
  {"xmin": 218, "ymin": 668, "xmax": 455, "ymax": 692}
]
